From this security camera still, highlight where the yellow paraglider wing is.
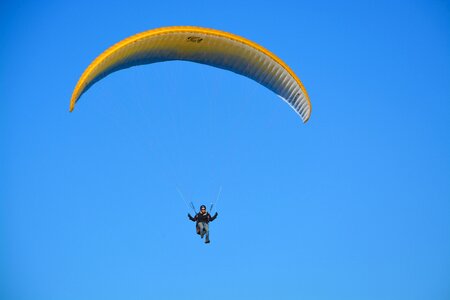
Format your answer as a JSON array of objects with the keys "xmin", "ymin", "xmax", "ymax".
[{"xmin": 70, "ymin": 26, "xmax": 311, "ymax": 122}]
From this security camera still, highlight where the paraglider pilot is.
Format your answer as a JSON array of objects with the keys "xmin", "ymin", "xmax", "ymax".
[{"xmin": 188, "ymin": 205, "xmax": 218, "ymax": 244}]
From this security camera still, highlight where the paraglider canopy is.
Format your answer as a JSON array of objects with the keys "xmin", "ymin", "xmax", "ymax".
[{"xmin": 70, "ymin": 26, "xmax": 311, "ymax": 122}]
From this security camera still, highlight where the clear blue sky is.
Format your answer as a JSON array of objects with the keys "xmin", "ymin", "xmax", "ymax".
[{"xmin": 1, "ymin": 0, "xmax": 449, "ymax": 299}]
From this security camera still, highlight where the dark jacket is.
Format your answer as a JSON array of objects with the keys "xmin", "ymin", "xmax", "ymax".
[{"xmin": 188, "ymin": 212, "xmax": 218, "ymax": 224}]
